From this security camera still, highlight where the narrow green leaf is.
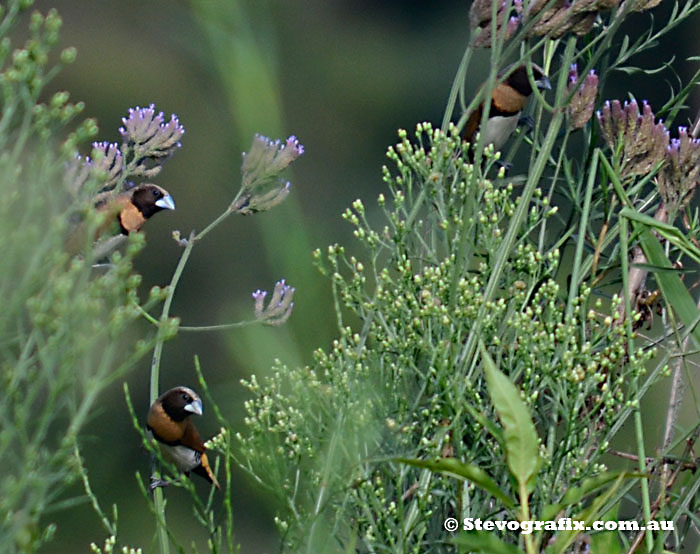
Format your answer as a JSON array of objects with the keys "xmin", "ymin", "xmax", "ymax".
[
  {"xmin": 541, "ymin": 471, "xmax": 643, "ymax": 520},
  {"xmin": 630, "ymin": 262, "xmax": 695, "ymax": 274},
  {"xmin": 589, "ymin": 505, "xmax": 623, "ymax": 554},
  {"xmin": 620, "ymin": 207, "xmax": 700, "ymax": 265},
  {"xmin": 616, "ymin": 66, "xmax": 642, "ymax": 75},
  {"xmin": 545, "ymin": 473, "xmax": 626, "ymax": 554},
  {"xmin": 463, "ymin": 399, "xmax": 505, "ymax": 450},
  {"xmin": 454, "ymin": 531, "xmax": 525, "ymax": 554},
  {"xmin": 618, "ymin": 35, "xmax": 629, "ymax": 59},
  {"xmin": 480, "ymin": 342, "xmax": 540, "ymax": 493},
  {"xmin": 394, "ymin": 457, "xmax": 515, "ymax": 509},
  {"xmin": 627, "ymin": 218, "xmax": 700, "ymax": 346}
]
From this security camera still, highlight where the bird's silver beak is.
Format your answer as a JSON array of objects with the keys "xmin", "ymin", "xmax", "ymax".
[
  {"xmin": 185, "ymin": 399, "xmax": 203, "ymax": 416},
  {"xmin": 536, "ymin": 77, "xmax": 552, "ymax": 91},
  {"xmin": 155, "ymin": 194, "xmax": 176, "ymax": 211}
]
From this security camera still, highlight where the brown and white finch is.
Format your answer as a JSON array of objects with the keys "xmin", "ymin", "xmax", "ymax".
[
  {"xmin": 66, "ymin": 183, "xmax": 175, "ymax": 255},
  {"xmin": 464, "ymin": 63, "xmax": 551, "ymax": 157},
  {"xmin": 147, "ymin": 386, "xmax": 220, "ymax": 488}
]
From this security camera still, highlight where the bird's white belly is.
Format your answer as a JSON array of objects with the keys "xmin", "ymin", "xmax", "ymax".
[
  {"xmin": 481, "ymin": 114, "xmax": 520, "ymax": 152},
  {"xmin": 161, "ymin": 444, "xmax": 201, "ymax": 472}
]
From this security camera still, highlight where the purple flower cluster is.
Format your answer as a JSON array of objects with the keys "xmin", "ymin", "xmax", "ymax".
[
  {"xmin": 90, "ymin": 141, "xmax": 124, "ymax": 190},
  {"xmin": 234, "ymin": 134, "xmax": 304, "ymax": 214},
  {"xmin": 470, "ymin": 0, "xmax": 521, "ymax": 47},
  {"xmin": 597, "ymin": 99, "xmax": 700, "ymax": 208},
  {"xmin": 567, "ymin": 65, "xmax": 599, "ymax": 130},
  {"xmin": 470, "ymin": 0, "xmax": 661, "ymax": 47},
  {"xmin": 657, "ymin": 127, "xmax": 700, "ymax": 208},
  {"xmin": 252, "ymin": 279, "xmax": 296, "ymax": 326},
  {"xmin": 64, "ymin": 141, "xmax": 124, "ymax": 194},
  {"xmin": 119, "ymin": 104, "xmax": 185, "ymax": 160},
  {"xmin": 596, "ymin": 100, "xmax": 669, "ymax": 177},
  {"xmin": 65, "ymin": 104, "xmax": 184, "ymax": 198}
]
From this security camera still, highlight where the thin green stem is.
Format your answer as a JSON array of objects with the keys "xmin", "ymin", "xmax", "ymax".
[
  {"xmin": 73, "ymin": 443, "xmax": 116, "ymax": 536},
  {"xmin": 537, "ymin": 130, "xmax": 570, "ymax": 252},
  {"xmin": 134, "ymin": 303, "xmax": 160, "ymax": 326},
  {"xmin": 146, "ymin": 185, "xmax": 247, "ymax": 554},
  {"xmin": 565, "ymin": 149, "xmax": 598, "ymax": 321},
  {"xmin": 441, "ymin": 47, "xmax": 472, "ymax": 132},
  {"xmin": 619, "ymin": 215, "xmax": 654, "ymax": 552},
  {"xmin": 519, "ymin": 483, "xmax": 535, "ymax": 554},
  {"xmin": 149, "ymin": 191, "xmax": 246, "ymax": 401},
  {"xmin": 148, "ymin": 235, "xmax": 194, "ymax": 554},
  {"xmin": 150, "ymin": 235, "xmax": 195, "ymax": 403},
  {"xmin": 192, "ymin": 205, "xmax": 234, "ymax": 244},
  {"xmin": 192, "ymin": 189, "xmax": 245, "ymax": 244},
  {"xmin": 178, "ymin": 320, "xmax": 256, "ymax": 332}
]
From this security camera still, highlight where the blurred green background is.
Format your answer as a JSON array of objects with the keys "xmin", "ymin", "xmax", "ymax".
[{"xmin": 18, "ymin": 0, "xmax": 700, "ymax": 551}]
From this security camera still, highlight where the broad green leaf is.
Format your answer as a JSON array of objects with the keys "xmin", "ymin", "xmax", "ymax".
[
  {"xmin": 480, "ymin": 342, "xmax": 540, "ymax": 493},
  {"xmin": 394, "ymin": 457, "xmax": 514, "ymax": 509},
  {"xmin": 454, "ymin": 531, "xmax": 525, "ymax": 554}
]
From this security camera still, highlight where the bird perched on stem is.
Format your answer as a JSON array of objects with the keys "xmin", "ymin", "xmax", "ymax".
[
  {"xmin": 147, "ymin": 386, "xmax": 220, "ymax": 489},
  {"xmin": 464, "ymin": 63, "xmax": 551, "ymax": 160},
  {"xmin": 66, "ymin": 183, "xmax": 175, "ymax": 256}
]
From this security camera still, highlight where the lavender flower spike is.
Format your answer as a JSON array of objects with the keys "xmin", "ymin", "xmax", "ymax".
[
  {"xmin": 90, "ymin": 141, "xmax": 124, "ymax": 189},
  {"xmin": 242, "ymin": 134, "xmax": 304, "ymax": 182},
  {"xmin": 119, "ymin": 104, "xmax": 185, "ymax": 159},
  {"xmin": 64, "ymin": 104, "xmax": 185, "ymax": 200},
  {"xmin": 235, "ymin": 134, "xmax": 304, "ymax": 214},
  {"xmin": 567, "ymin": 65, "xmax": 598, "ymax": 130},
  {"xmin": 252, "ymin": 279, "xmax": 296, "ymax": 326},
  {"xmin": 252, "ymin": 289, "xmax": 267, "ymax": 320},
  {"xmin": 657, "ymin": 126, "xmax": 700, "ymax": 209},
  {"xmin": 596, "ymin": 99, "xmax": 668, "ymax": 177}
]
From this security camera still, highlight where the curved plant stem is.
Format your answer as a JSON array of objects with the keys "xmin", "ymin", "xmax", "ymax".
[
  {"xmin": 149, "ymin": 234, "xmax": 195, "ymax": 405},
  {"xmin": 148, "ymin": 190, "xmax": 245, "ymax": 554},
  {"xmin": 148, "ymin": 234, "xmax": 194, "ymax": 554},
  {"xmin": 149, "ymin": 189, "xmax": 245, "ymax": 400}
]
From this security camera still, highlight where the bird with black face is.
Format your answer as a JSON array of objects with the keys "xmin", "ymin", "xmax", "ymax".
[
  {"xmin": 147, "ymin": 386, "xmax": 220, "ymax": 489},
  {"xmin": 67, "ymin": 183, "xmax": 175, "ymax": 255},
  {"xmin": 464, "ymin": 63, "xmax": 551, "ymax": 160},
  {"xmin": 102, "ymin": 183, "xmax": 176, "ymax": 235}
]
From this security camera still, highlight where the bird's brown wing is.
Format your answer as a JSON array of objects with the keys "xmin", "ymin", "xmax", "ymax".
[
  {"xmin": 181, "ymin": 420, "xmax": 220, "ymax": 488},
  {"xmin": 65, "ymin": 193, "xmax": 127, "ymax": 255},
  {"xmin": 93, "ymin": 189, "xmax": 147, "ymax": 234},
  {"xmin": 181, "ymin": 419, "xmax": 207, "ymax": 453},
  {"xmin": 465, "ymin": 80, "xmax": 528, "ymax": 142}
]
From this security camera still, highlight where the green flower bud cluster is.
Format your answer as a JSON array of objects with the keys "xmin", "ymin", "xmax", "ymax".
[{"xmin": 241, "ymin": 124, "xmax": 655, "ymax": 550}]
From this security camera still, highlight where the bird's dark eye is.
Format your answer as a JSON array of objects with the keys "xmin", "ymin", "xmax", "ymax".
[
  {"xmin": 153, "ymin": 189, "xmax": 162, "ymax": 198},
  {"xmin": 182, "ymin": 393, "xmax": 191, "ymax": 402}
]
